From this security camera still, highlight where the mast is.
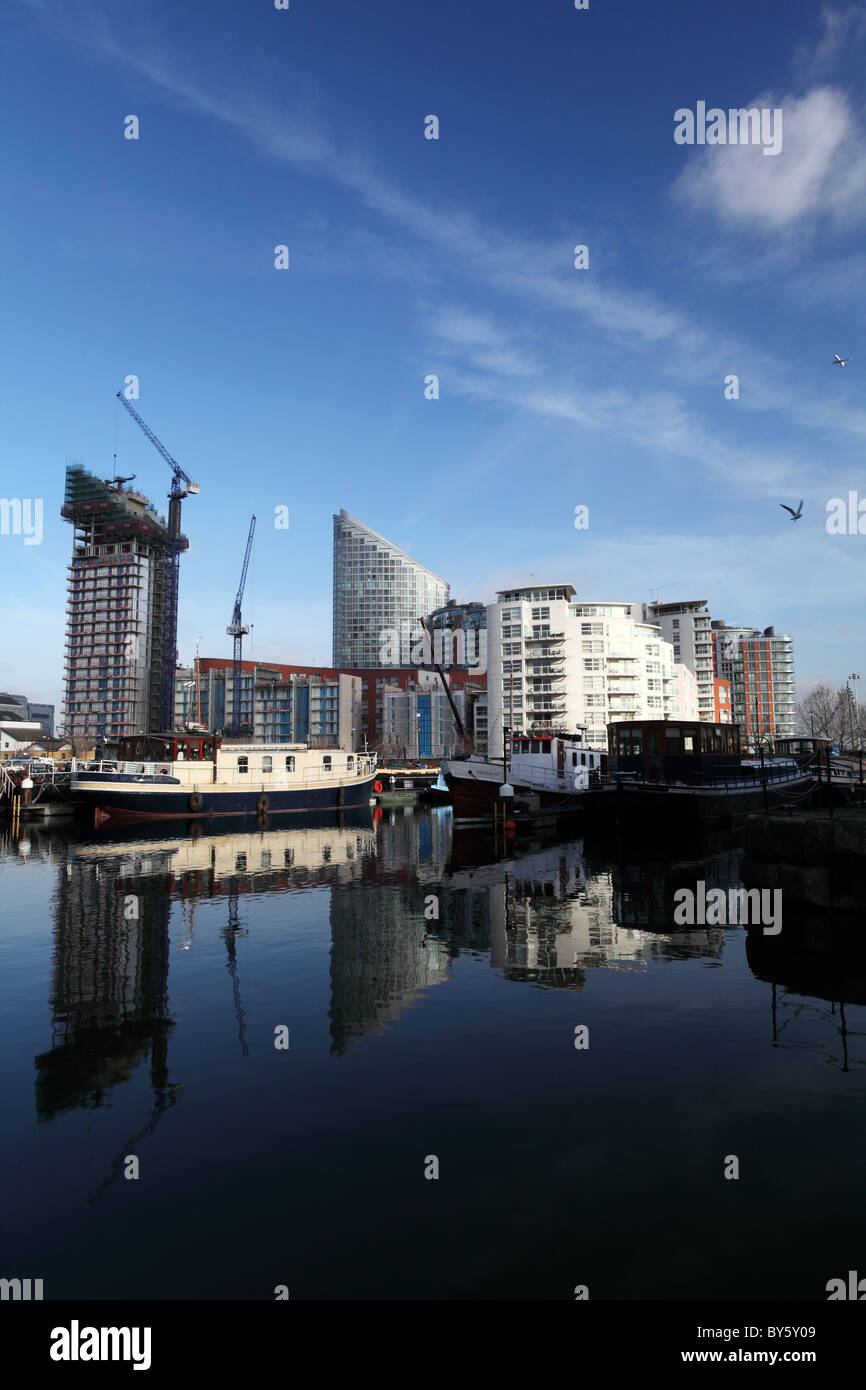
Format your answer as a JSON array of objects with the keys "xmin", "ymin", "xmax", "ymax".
[{"xmin": 419, "ymin": 616, "xmax": 473, "ymax": 754}]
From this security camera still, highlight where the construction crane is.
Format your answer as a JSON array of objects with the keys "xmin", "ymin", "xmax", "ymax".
[
  {"xmin": 115, "ymin": 393, "xmax": 200, "ymax": 731},
  {"xmin": 227, "ymin": 515, "xmax": 256, "ymax": 736}
]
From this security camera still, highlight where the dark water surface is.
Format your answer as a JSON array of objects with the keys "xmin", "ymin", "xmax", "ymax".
[{"xmin": 1, "ymin": 807, "xmax": 864, "ymax": 1301}]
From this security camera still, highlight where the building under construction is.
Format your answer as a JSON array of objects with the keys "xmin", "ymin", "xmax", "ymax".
[{"xmin": 62, "ymin": 466, "xmax": 188, "ymax": 745}]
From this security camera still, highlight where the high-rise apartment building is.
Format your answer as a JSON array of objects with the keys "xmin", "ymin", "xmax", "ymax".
[
  {"xmin": 642, "ymin": 600, "xmax": 715, "ymax": 720},
  {"xmin": 332, "ymin": 509, "xmax": 449, "ymax": 668},
  {"xmin": 711, "ymin": 622, "xmax": 796, "ymax": 746},
  {"xmin": 486, "ymin": 585, "xmax": 697, "ymax": 753},
  {"xmin": 62, "ymin": 467, "xmax": 182, "ymax": 744}
]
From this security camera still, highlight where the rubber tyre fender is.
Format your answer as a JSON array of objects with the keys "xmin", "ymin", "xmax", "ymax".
[
  {"xmin": 188, "ymin": 790, "xmax": 204, "ymax": 813},
  {"xmin": 256, "ymin": 794, "xmax": 270, "ymax": 815}
]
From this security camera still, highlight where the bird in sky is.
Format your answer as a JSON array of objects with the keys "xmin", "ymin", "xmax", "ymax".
[
  {"xmin": 832, "ymin": 354, "xmax": 850, "ymax": 366},
  {"xmin": 780, "ymin": 500, "xmax": 803, "ymax": 520}
]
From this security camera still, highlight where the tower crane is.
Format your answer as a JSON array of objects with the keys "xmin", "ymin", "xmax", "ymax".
[
  {"xmin": 228, "ymin": 515, "xmax": 256, "ymax": 736},
  {"xmin": 115, "ymin": 393, "xmax": 200, "ymax": 732}
]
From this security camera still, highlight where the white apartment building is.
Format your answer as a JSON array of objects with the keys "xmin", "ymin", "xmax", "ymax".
[
  {"xmin": 486, "ymin": 585, "xmax": 697, "ymax": 753},
  {"xmin": 642, "ymin": 600, "xmax": 715, "ymax": 720}
]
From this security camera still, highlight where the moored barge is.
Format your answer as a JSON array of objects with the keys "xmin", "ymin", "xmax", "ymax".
[
  {"xmin": 69, "ymin": 731, "xmax": 378, "ymax": 825},
  {"xmin": 584, "ymin": 719, "xmax": 814, "ymax": 830}
]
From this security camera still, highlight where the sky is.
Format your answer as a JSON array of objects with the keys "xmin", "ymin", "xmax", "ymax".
[{"xmin": 2, "ymin": 0, "xmax": 865, "ymax": 720}]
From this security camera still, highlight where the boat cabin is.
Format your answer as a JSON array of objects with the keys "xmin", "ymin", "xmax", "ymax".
[
  {"xmin": 608, "ymin": 719, "xmax": 741, "ymax": 783},
  {"xmin": 511, "ymin": 731, "xmax": 603, "ymax": 789},
  {"xmin": 117, "ymin": 732, "xmax": 219, "ymax": 764},
  {"xmin": 772, "ymin": 736, "xmax": 831, "ymax": 760}
]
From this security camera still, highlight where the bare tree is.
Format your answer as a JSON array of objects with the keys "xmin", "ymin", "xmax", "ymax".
[{"xmin": 796, "ymin": 684, "xmax": 846, "ymax": 743}]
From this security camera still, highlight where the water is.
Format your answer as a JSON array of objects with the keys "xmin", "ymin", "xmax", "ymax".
[{"xmin": 1, "ymin": 807, "xmax": 864, "ymax": 1301}]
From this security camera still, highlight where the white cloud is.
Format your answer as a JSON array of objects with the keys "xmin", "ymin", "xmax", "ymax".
[{"xmin": 673, "ymin": 87, "xmax": 866, "ymax": 229}]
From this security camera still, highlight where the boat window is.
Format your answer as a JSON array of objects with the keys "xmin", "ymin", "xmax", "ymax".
[
  {"xmin": 700, "ymin": 726, "xmax": 711, "ymax": 753},
  {"xmin": 323, "ymin": 755, "xmax": 332, "ymax": 771},
  {"xmin": 572, "ymin": 753, "xmax": 578, "ymax": 767},
  {"xmin": 347, "ymin": 756, "xmax": 354, "ymax": 771},
  {"xmin": 665, "ymin": 727, "xmax": 681, "ymax": 753},
  {"xmin": 647, "ymin": 731, "xmax": 659, "ymax": 754},
  {"xmin": 285, "ymin": 756, "xmax": 295, "ymax": 772},
  {"xmin": 261, "ymin": 851, "xmax": 271, "ymax": 868},
  {"xmin": 238, "ymin": 756, "xmax": 249, "ymax": 774},
  {"xmin": 262, "ymin": 756, "xmax": 273, "ymax": 773},
  {"xmin": 531, "ymin": 740, "xmax": 540, "ymax": 753},
  {"xmin": 581, "ymin": 753, "xmax": 587, "ymax": 766},
  {"xmin": 683, "ymin": 734, "xmax": 695, "ymax": 753}
]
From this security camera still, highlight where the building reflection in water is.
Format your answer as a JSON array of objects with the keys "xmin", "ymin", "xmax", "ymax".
[
  {"xmin": 746, "ymin": 914, "xmax": 866, "ymax": 1073},
  {"xmin": 35, "ymin": 807, "xmax": 850, "ymax": 1108},
  {"xmin": 35, "ymin": 857, "xmax": 175, "ymax": 1121}
]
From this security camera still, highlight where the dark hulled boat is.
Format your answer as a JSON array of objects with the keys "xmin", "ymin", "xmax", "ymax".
[
  {"xmin": 69, "ymin": 731, "xmax": 378, "ymax": 825},
  {"xmin": 583, "ymin": 719, "xmax": 814, "ymax": 830}
]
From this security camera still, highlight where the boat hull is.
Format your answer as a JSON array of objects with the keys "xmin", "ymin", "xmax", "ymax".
[
  {"xmin": 70, "ymin": 776, "xmax": 377, "ymax": 824},
  {"xmin": 582, "ymin": 775, "xmax": 815, "ymax": 830}
]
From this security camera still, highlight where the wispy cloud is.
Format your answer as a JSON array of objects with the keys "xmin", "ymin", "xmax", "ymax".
[
  {"xmin": 793, "ymin": 3, "xmax": 866, "ymax": 79},
  {"xmin": 22, "ymin": 2, "xmax": 866, "ymax": 497}
]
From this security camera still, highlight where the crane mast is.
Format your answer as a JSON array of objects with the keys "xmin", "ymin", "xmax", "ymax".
[
  {"xmin": 419, "ymin": 616, "xmax": 473, "ymax": 754},
  {"xmin": 227, "ymin": 515, "xmax": 256, "ymax": 736},
  {"xmin": 115, "ymin": 393, "xmax": 199, "ymax": 732}
]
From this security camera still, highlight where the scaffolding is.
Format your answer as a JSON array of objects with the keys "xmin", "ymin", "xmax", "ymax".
[{"xmin": 61, "ymin": 466, "xmax": 188, "ymax": 742}]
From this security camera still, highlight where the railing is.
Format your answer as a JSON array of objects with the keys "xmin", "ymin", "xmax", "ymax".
[{"xmin": 606, "ymin": 765, "xmax": 811, "ymax": 792}]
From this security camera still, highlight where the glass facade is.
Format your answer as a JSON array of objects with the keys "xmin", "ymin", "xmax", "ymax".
[{"xmin": 332, "ymin": 510, "xmax": 449, "ymax": 668}]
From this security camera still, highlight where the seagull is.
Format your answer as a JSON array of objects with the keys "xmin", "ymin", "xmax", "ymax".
[
  {"xmin": 832, "ymin": 354, "xmax": 850, "ymax": 366},
  {"xmin": 780, "ymin": 500, "xmax": 803, "ymax": 520}
]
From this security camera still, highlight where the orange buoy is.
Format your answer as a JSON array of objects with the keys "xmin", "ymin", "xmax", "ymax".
[{"xmin": 374, "ymin": 780, "xmax": 383, "ymax": 793}]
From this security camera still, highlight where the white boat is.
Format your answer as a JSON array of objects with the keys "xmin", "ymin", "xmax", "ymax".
[{"xmin": 443, "ymin": 729, "xmax": 603, "ymax": 822}]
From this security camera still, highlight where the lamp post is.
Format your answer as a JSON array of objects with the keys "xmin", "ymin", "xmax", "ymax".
[{"xmin": 848, "ymin": 674, "xmax": 860, "ymax": 754}]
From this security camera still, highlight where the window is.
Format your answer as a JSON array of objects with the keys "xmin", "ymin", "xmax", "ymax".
[
  {"xmin": 262, "ymin": 756, "xmax": 272, "ymax": 773},
  {"xmin": 347, "ymin": 756, "xmax": 353, "ymax": 771},
  {"xmin": 323, "ymin": 756, "xmax": 332, "ymax": 771},
  {"xmin": 285, "ymin": 756, "xmax": 295, "ymax": 772},
  {"xmin": 237, "ymin": 756, "xmax": 249, "ymax": 774}
]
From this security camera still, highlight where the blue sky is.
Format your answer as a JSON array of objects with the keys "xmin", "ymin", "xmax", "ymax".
[{"xmin": 2, "ymin": 0, "xmax": 865, "ymax": 718}]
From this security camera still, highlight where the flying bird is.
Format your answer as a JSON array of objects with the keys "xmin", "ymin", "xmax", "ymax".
[
  {"xmin": 780, "ymin": 500, "xmax": 803, "ymax": 520},
  {"xmin": 832, "ymin": 354, "xmax": 850, "ymax": 366}
]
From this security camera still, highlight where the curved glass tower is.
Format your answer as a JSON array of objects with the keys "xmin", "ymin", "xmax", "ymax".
[{"xmin": 332, "ymin": 510, "xmax": 449, "ymax": 669}]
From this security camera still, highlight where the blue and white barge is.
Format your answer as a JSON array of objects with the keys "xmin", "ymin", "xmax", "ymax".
[{"xmin": 70, "ymin": 732, "xmax": 378, "ymax": 825}]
